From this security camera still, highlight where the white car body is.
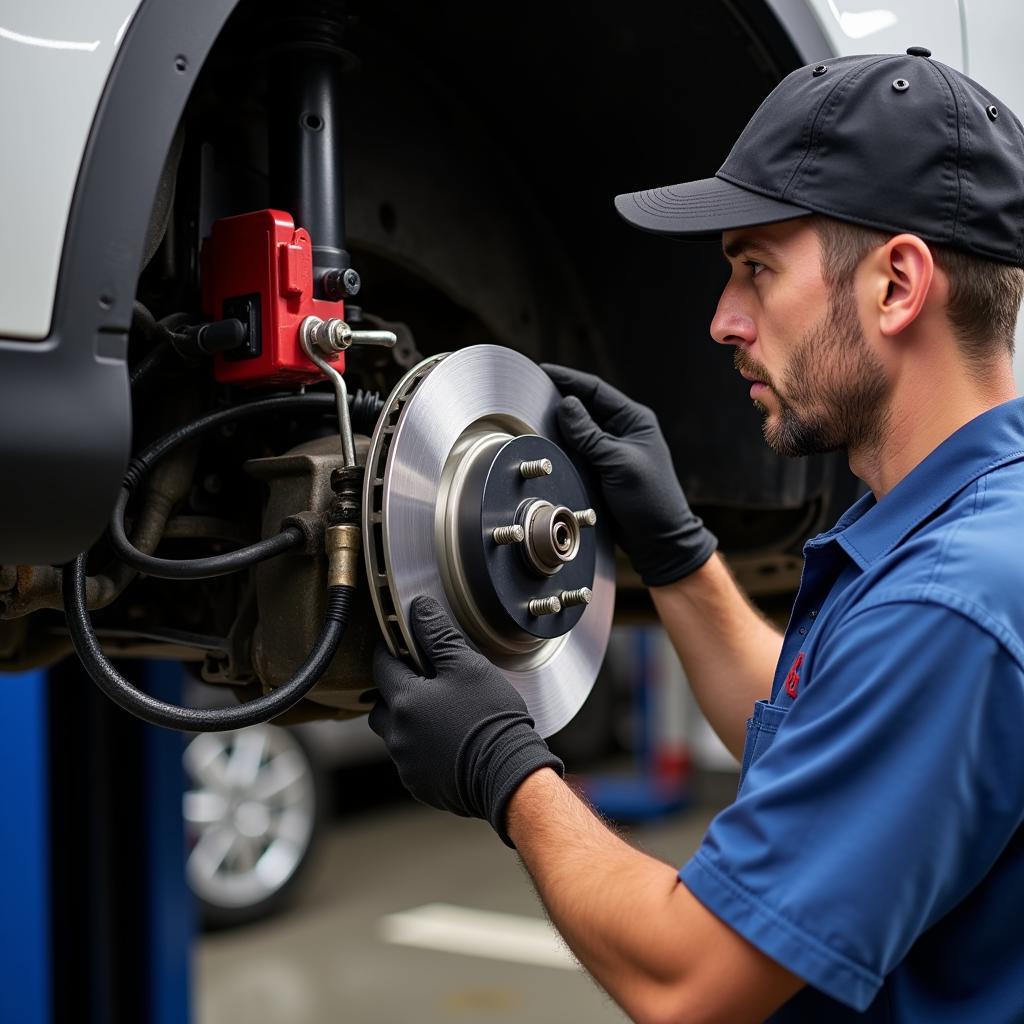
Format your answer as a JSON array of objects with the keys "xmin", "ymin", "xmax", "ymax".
[
  {"xmin": 0, "ymin": 1, "xmax": 141, "ymax": 340},
  {"xmin": 2, "ymin": 1, "xmax": 1022, "ymax": 383}
]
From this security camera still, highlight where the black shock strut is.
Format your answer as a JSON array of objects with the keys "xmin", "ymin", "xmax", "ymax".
[{"xmin": 267, "ymin": 3, "xmax": 362, "ymax": 302}]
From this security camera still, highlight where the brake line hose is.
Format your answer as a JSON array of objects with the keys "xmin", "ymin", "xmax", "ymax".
[
  {"xmin": 62, "ymin": 389, "xmax": 379, "ymax": 729},
  {"xmin": 108, "ymin": 390, "xmax": 382, "ymax": 580},
  {"xmin": 63, "ymin": 555, "xmax": 356, "ymax": 731}
]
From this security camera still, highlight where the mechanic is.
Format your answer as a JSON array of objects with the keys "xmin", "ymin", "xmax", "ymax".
[{"xmin": 368, "ymin": 50, "xmax": 1024, "ymax": 1022}]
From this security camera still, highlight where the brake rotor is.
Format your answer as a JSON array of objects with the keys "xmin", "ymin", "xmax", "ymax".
[{"xmin": 363, "ymin": 345, "xmax": 615, "ymax": 737}]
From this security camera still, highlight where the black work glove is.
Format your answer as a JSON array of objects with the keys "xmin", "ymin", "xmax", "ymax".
[
  {"xmin": 541, "ymin": 363, "xmax": 717, "ymax": 588},
  {"xmin": 369, "ymin": 596, "xmax": 564, "ymax": 847}
]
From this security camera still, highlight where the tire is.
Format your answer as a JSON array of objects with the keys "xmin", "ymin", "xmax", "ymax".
[{"xmin": 182, "ymin": 723, "xmax": 325, "ymax": 930}]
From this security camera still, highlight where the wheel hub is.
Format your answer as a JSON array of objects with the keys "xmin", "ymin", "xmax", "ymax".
[{"xmin": 444, "ymin": 432, "xmax": 597, "ymax": 648}]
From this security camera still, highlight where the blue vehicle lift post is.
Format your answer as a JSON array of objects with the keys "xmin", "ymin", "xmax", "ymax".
[{"xmin": 1, "ymin": 660, "xmax": 193, "ymax": 1024}]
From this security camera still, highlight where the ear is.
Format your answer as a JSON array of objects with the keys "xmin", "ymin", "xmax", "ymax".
[{"xmin": 874, "ymin": 234, "xmax": 935, "ymax": 337}]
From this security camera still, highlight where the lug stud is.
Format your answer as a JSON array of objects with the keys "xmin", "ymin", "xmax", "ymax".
[
  {"xmin": 559, "ymin": 587, "xmax": 592, "ymax": 608},
  {"xmin": 492, "ymin": 524, "xmax": 525, "ymax": 545},
  {"xmin": 519, "ymin": 458, "xmax": 553, "ymax": 479},
  {"xmin": 528, "ymin": 596, "xmax": 562, "ymax": 616},
  {"xmin": 573, "ymin": 508, "xmax": 597, "ymax": 528}
]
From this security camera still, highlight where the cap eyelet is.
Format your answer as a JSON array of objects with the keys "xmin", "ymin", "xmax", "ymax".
[
  {"xmin": 892, "ymin": 79, "xmax": 910, "ymax": 92},
  {"xmin": 987, "ymin": 104, "xmax": 999, "ymax": 121},
  {"xmin": 812, "ymin": 64, "xmax": 828, "ymax": 77}
]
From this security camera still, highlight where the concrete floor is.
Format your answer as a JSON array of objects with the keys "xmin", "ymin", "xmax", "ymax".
[{"xmin": 196, "ymin": 774, "xmax": 734, "ymax": 1024}]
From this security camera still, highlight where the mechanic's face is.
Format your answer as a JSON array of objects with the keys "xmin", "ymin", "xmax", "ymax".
[{"xmin": 711, "ymin": 219, "xmax": 890, "ymax": 457}]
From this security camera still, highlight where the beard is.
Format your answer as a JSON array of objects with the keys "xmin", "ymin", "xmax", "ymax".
[{"xmin": 734, "ymin": 284, "xmax": 891, "ymax": 458}]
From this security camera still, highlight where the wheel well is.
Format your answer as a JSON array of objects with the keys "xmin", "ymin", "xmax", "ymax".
[{"xmin": 161, "ymin": 0, "xmax": 854, "ymax": 551}]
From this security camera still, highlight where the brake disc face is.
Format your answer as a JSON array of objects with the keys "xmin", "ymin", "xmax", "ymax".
[{"xmin": 363, "ymin": 345, "xmax": 615, "ymax": 737}]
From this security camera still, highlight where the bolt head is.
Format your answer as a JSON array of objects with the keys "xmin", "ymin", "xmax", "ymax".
[{"xmin": 343, "ymin": 268, "xmax": 361, "ymax": 296}]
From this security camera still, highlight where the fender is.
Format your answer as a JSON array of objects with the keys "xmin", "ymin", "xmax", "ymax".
[{"xmin": 0, "ymin": 0, "xmax": 238, "ymax": 563}]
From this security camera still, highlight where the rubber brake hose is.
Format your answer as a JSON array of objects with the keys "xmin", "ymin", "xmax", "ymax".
[
  {"xmin": 108, "ymin": 390, "xmax": 383, "ymax": 580},
  {"xmin": 129, "ymin": 304, "xmax": 188, "ymax": 388},
  {"xmin": 62, "ymin": 554, "xmax": 356, "ymax": 732}
]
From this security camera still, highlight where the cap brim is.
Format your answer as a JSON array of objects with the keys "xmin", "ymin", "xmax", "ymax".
[{"xmin": 614, "ymin": 175, "xmax": 811, "ymax": 239}]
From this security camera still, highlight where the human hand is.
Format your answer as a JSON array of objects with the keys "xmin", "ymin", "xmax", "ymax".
[
  {"xmin": 369, "ymin": 596, "xmax": 563, "ymax": 846},
  {"xmin": 541, "ymin": 364, "xmax": 717, "ymax": 586}
]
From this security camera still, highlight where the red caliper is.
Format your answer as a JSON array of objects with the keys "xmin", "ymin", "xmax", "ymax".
[{"xmin": 201, "ymin": 208, "xmax": 346, "ymax": 386}]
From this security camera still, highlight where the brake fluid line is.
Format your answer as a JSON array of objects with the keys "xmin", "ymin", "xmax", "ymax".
[{"xmin": 63, "ymin": 389, "xmax": 383, "ymax": 731}]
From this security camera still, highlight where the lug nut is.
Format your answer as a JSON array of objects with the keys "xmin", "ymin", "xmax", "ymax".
[
  {"xmin": 519, "ymin": 458, "xmax": 553, "ymax": 479},
  {"xmin": 528, "ymin": 596, "xmax": 562, "ymax": 616},
  {"xmin": 573, "ymin": 508, "xmax": 597, "ymax": 528},
  {"xmin": 559, "ymin": 587, "xmax": 592, "ymax": 608},
  {"xmin": 492, "ymin": 524, "xmax": 525, "ymax": 545}
]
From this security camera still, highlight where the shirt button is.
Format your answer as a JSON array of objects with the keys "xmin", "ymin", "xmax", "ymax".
[
  {"xmin": 808, "ymin": 610, "xmax": 818, "ymax": 618},
  {"xmin": 798, "ymin": 627, "xmax": 808, "ymax": 635}
]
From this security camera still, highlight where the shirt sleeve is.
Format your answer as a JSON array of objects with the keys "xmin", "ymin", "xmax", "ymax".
[{"xmin": 679, "ymin": 599, "xmax": 1024, "ymax": 1011}]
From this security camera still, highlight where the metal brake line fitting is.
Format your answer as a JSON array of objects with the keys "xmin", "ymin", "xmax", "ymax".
[
  {"xmin": 326, "ymin": 459, "xmax": 365, "ymax": 588},
  {"xmin": 326, "ymin": 524, "xmax": 362, "ymax": 588},
  {"xmin": 299, "ymin": 314, "xmax": 397, "ymax": 469},
  {"xmin": 304, "ymin": 315, "xmax": 397, "ymax": 354}
]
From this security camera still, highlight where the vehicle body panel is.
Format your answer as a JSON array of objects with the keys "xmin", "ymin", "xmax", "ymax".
[
  {"xmin": 793, "ymin": 0, "xmax": 963, "ymax": 68},
  {"xmin": 0, "ymin": 0, "xmax": 237, "ymax": 564},
  {"xmin": 0, "ymin": 0, "xmax": 143, "ymax": 340}
]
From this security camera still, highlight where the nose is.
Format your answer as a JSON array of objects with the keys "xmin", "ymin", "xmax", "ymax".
[{"xmin": 710, "ymin": 286, "xmax": 756, "ymax": 349}]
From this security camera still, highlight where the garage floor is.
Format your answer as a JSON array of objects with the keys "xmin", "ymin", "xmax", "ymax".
[{"xmin": 196, "ymin": 771, "xmax": 733, "ymax": 1024}]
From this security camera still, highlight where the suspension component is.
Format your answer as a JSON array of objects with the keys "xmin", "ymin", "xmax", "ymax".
[{"xmin": 268, "ymin": 9, "xmax": 356, "ymax": 299}]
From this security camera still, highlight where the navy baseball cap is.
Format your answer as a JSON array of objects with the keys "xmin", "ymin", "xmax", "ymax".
[{"xmin": 616, "ymin": 48, "xmax": 1024, "ymax": 268}]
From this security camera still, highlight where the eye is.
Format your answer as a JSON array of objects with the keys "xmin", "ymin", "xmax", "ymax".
[{"xmin": 743, "ymin": 259, "xmax": 766, "ymax": 277}]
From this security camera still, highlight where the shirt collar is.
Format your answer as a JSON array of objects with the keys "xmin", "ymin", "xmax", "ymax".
[{"xmin": 806, "ymin": 397, "xmax": 1024, "ymax": 570}]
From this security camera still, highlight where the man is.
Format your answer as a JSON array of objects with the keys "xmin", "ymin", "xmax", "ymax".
[{"xmin": 369, "ymin": 49, "xmax": 1024, "ymax": 1022}]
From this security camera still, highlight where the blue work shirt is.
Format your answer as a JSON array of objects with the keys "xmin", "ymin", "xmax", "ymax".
[{"xmin": 681, "ymin": 397, "xmax": 1024, "ymax": 1021}]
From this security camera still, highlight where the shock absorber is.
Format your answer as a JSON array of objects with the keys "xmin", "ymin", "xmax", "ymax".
[
  {"xmin": 267, "ymin": 3, "xmax": 361, "ymax": 302},
  {"xmin": 202, "ymin": 4, "xmax": 395, "ymax": 443}
]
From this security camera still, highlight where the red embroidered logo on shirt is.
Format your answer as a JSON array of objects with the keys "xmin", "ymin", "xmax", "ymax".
[{"xmin": 784, "ymin": 653, "xmax": 805, "ymax": 699}]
